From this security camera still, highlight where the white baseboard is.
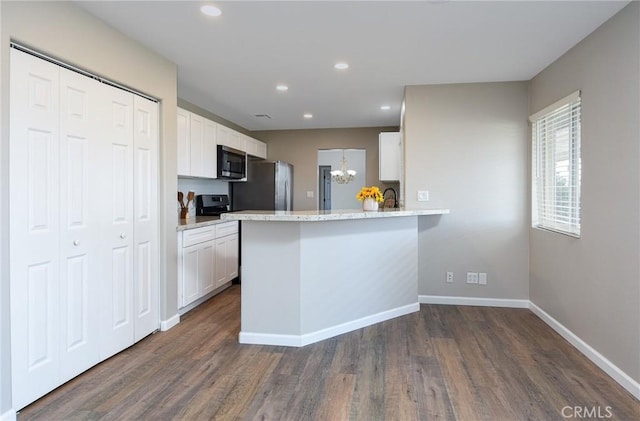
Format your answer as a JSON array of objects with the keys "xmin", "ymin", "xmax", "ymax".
[
  {"xmin": 240, "ymin": 302, "xmax": 420, "ymax": 347},
  {"xmin": 419, "ymin": 294, "xmax": 530, "ymax": 308},
  {"xmin": 529, "ymin": 302, "xmax": 640, "ymax": 400},
  {"xmin": 160, "ymin": 313, "xmax": 180, "ymax": 331},
  {"xmin": 1, "ymin": 409, "xmax": 16, "ymax": 421}
]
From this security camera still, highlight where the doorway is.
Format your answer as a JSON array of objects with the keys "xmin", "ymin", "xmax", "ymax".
[{"xmin": 318, "ymin": 165, "xmax": 332, "ymax": 210}]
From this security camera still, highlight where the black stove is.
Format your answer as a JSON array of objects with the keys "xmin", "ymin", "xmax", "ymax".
[{"xmin": 196, "ymin": 194, "xmax": 230, "ymax": 216}]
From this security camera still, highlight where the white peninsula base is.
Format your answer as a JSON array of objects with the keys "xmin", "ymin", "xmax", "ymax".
[{"xmin": 222, "ymin": 209, "xmax": 448, "ymax": 347}]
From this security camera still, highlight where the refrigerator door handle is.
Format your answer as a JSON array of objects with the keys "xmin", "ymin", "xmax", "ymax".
[{"xmin": 284, "ymin": 180, "xmax": 289, "ymax": 210}]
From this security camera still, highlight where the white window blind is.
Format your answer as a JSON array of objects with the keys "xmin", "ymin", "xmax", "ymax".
[{"xmin": 530, "ymin": 91, "xmax": 581, "ymax": 237}]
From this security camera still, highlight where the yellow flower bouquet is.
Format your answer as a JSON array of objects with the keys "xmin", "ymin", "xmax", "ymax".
[{"xmin": 356, "ymin": 186, "xmax": 384, "ymax": 203}]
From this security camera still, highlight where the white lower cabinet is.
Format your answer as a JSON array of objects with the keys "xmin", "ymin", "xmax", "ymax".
[
  {"xmin": 178, "ymin": 221, "xmax": 239, "ymax": 310},
  {"xmin": 179, "ymin": 225, "xmax": 215, "ymax": 308},
  {"xmin": 215, "ymin": 232, "xmax": 239, "ymax": 288}
]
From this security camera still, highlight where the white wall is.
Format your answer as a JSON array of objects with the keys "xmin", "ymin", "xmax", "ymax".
[
  {"xmin": 177, "ymin": 178, "xmax": 229, "ymax": 218},
  {"xmin": 404, "ymin": 82, "xmax": 530, "ymax": 300},
  {"xmin": 317, "ymin": 149, "xmax": 366, "ymax": 210},
  {"xmin": 529, "ymin": 2, "xmax": 639, "ymax": 384},
  {"xmin": 1, "ymin": 1, "xmax": 178, "ymax": 413}
]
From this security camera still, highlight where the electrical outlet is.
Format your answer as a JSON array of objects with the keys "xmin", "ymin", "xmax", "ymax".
[
  {"xmin": 466, "ymin": 272, "xmax": 479, "ymax": 284},
  {"xmin": 479, "ymin": 273, "xmax": 487, "ymax": 285},
  {"xmin": 446, "ymin": 272, "xmax": 454, "ymax": 283},
  {"xmin": 306, "ymin": 191, "xmax": 314, "ymax": 198},
  {"xmin": 417, "ymin": 190, "xmax": 430, "ymax": 202}
]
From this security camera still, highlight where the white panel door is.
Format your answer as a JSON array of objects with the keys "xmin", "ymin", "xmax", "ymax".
[
  {"xmin": 9, "ymin": 48, "xmax": 61, "ymax": 410},
  {"xmin": 58, "ymin": 68, "xmax": 101, "ymax": 382},
  {"xmin": 177, "ymin": 107, "xmax": 190, "ymax": 176},
  {"xmin": 133, "ymin": 96, "xmax": 159, "ymax": 341},
  {"xmin": 189, "ymin": 112, "xmax": 204, "ymax": 177},
  {"xmin": 100, "ymin": 84, "xmax": 135, "ymax": 359},
  {"xmin": 203, "ymin": 118, "xmax": 217, "ymax": 178}
]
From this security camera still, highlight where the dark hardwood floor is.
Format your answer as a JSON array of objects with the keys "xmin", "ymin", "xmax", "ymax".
[{"xmin": 18, "ymin": 285, "xmax": 639, "ymax": 420}]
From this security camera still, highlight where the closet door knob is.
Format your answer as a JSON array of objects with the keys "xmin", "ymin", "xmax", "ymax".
[
  {"xmin": 120, "ymin": 233, "xmax": 127, "ymax": 239},
  {"xmin": 73, "ymin": 240, "xmax": 80, "ymax": 246}
]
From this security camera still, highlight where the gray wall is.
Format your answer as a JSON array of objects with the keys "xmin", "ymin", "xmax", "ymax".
[
  {"xmin": 529, "ymin": 2, "xmax": 639, "ymax": 383},
  {"xmin": 253, "ymin": 127, "xmax": 398, "ymax": 211},
  {"xmin": 403, "ymin": 82, "xmax": 530, "ymax": 300},
  {"xmin": 0, "ymin": 1, "xmax": 179, "ymax": 413}
]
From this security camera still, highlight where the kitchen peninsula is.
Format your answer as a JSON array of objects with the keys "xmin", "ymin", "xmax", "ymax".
[{"xmin": 221, "ymin": 208, "xmax": 449, "ymax": 346}]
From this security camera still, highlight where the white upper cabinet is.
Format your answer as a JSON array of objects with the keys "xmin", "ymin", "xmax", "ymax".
[
  {"xmin": 245, "ymin": 135, "xmax": 267, "ymax": 159},
  {"xmin": 216, "ymin": 123, "xmax": 231, "ymax": 149},
  {"xmin": 177, "ymin": 107, "xmax": 190, "ymax": 176},
  {"xmin": 189, "ymin": 113, "xmax": 204, "ymax": 176},
  {"xmin": 217, "ymin": 123, "xmax": 246, "ymax": 152},
  {"xmin": 202, "ymin": 119, "xmax": 218, "ymax": 178},
  {"xmin": 177, "ymin": 107, "xmax": 217, "ymax": 178},
  {"xmin": 379, "ymin": 131, "xmax": 402, "ymax": 182}
]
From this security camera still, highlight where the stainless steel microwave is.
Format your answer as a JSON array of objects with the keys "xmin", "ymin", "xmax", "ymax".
[{"xmin": 217, "ymin": 145, "xmax": 246, "ymax": 180}]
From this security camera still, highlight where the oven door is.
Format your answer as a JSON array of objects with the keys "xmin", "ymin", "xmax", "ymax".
[{"xmin": 217, "ymin": 145, "xmax": 246, "ymax": 179}]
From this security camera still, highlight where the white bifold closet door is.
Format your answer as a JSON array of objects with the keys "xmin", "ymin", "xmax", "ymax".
[
  {"xmin": 99, "ymin": 82, "xmax": 159, "ymax": 357},
  {"xmin": 9, "ymin": 47, "xmax": 159, "ymax": 410}
]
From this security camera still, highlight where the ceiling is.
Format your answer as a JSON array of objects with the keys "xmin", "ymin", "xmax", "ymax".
[{"xmin": 77, "ymin": 1, "xmax": 628, "ymax": 131}]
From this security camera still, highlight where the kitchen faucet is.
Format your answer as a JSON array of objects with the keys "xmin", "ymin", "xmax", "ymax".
[{"xmin": 383, "ymin": 187, "xmax": 398, "ymax": 208}]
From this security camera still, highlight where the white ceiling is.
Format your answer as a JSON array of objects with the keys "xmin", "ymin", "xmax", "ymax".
[{"xmin": 77, "ymin": 1, "xmax": 628, "ymax": 131}]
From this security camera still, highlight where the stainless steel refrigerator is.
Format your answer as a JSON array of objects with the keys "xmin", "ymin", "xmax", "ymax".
[{"xmin": 231, "ymin": 160, "xmax": 294, "ymax": 210}]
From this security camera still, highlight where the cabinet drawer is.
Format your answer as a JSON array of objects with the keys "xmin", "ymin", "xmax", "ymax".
[
  {"xmin": 216, "ymin": 221, "xmax": 238, "ymax": 238},
  {"xmin": 182, "ymin": 226, "xmax": 215, "ymax": 247}
]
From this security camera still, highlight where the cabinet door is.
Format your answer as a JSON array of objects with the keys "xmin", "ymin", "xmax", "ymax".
[
  {"xmin": 245, "ymin": 136, "xmax": 258, "ymax": 156},
  {"xmin": 182, "ymin": 240, "xmax": 214, "ymax": 306},
  {"xmin": 9, "ymin": 47, "xmax": 62, "ymax": 410},
  {"xmin": 133, "ymin": 96, "xmax": 159, "ymax": 342},
  {"xmin": 58, "ymin": 66, "xmax": 102, "ymax": 382},
  {"xmin": 230, "ymin": 129, "xmax": 246, "ymax": 151},
  {"xmin": 203, "ymin": 118, "xmax": 217, "ymax": 178},
  {"xmin": 189, "ymin": 112, "xmax": 204, "ymax": 177},
  {"xmin": 257, "ymin": 141, "xmax": 267, "ymax": 160},
  {"xmin": 182, "ymin": 245, "xmax": 200, "ymax": 307},
  {"xmin": 379, "ymin": 132, "xmax": 401, "ymax": 181},
  {"xmin": 100, "ymin": 84, "xmax": 135, "ymax": 360},
  {"xmin": 200, "ymin": 241, "xmax": 216, "ymax": 295},
  {"xmin": 177, "ymin": 107, "xmax": 190, "ymax": 176},
  {"xmin": 226, "ymin": 233, "xmax": 239, "ymax": 280},
  {"xmin": 246, "ymin": 137, "xmax": 267, "ymax": 159},
  {"xmin": 214, "ymin": 237, "xmax": 228, "ymax": 288},
  {"xmin": 217, "ymin": 124, "xmax": 230, "ymax": 148}
]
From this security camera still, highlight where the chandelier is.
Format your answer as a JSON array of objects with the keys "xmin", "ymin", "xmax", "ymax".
[{"xmin": 330, "ymin": 151, "xmax": 357, "ymax": 184}]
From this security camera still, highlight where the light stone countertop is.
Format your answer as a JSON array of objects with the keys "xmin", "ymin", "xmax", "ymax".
[
  {"xmin": 176, "ymin": 215, "xmax": 235, "ymax": 231},
  {"xmin": 220, "ymin": 208, "xmax": 450, "ymax": 222}
]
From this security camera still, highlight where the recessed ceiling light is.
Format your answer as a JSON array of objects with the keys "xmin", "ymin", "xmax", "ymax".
[
  {"xmin": 380, "ymin": 105, "xmax": 391, "ymax": 111},
  {"xmin": 276, "ymin": 84, "xmax": 289, "ymax": 92},
  {"xmin": 334, "ymin": 62, "xmax": 349, "ymax": 70},
  {"xmin": 200, "ymin": 5, "xmax": 222, "ymax": 17},
  {"xmin": 303, "ymin": 113, "xmax": 313, "ymax": 119}
]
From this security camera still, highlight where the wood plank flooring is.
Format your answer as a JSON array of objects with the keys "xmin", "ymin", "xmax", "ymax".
[{"xmin": 18, "ymin": 286, "xmax": 639, "ymax": 420}]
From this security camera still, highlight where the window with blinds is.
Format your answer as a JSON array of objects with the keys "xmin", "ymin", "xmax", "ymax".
[{"xmin": 530, "ymin": 91, "xmax": 581, "ymax": 237}]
